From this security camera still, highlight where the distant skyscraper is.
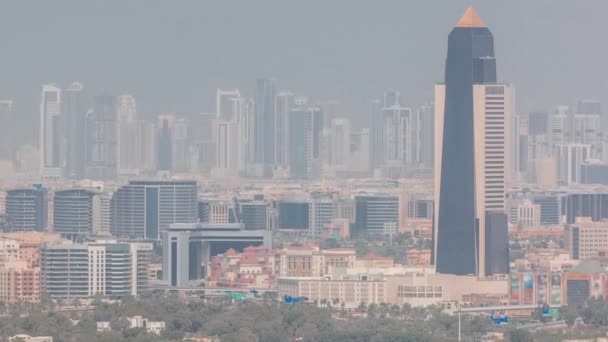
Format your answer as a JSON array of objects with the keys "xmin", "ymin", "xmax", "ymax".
[
  {"xmin": 157, "ymin": 114, "xmax": 174, "ymax": 171},
  {"xmin": 369, "ymin": 98, "xmax": 383, "ymax": 170},
  {"xmin": 112, "ymin": 180, "xmax": 198, "ymax": 239},
  {"xmin": 330, "ymin": 118, "xmax": 351, "ymax": 170},
  {"xmin": 275, "ymin": 91, "xmax": 294, "ymax": 167},
  {"xmin": 253, "ymin": 78, "xmax": 277, "ymax": 175},
  {"xmin": 573, "ymin": 102, "xmax": 602, "ymax": 159},
  {"xmin": 554, "ymin": 143, "xmax": 591, "ymax": 185},
  {"xmin": 434, "ymin": 7, "xmax": 509, "ymax": 276},
  {"xmin": 550, "ymin": 105, "xmax": 570, "ymax": 146},
  {"xmin": 116, "ymin": 95, "xmax": 139, "ymax": 175},
  {"xmin": 287, "ymin": 106, "xmax": 323, "ymax": 179},
  {"xmin": 86, "ymin": 94, "xmax": 117, "ymax": 180},
  {"xmin": 6, "ymin": 186, "xmax": 47, "ymax": 232},
  {"xmin": 63, "ymin": 82, "xmax": 87, "ymax": 179},
  {"xmin": 216, "ymin": 89, "xmax": 241, "ymax": 121},
  {"xmin": 0, "ymin": 100, "xmax": 14, "ymax": 160},
  {"xmin": 40, "ymin": 85, "xmax": 62, "ymax": 178},
  {"xmin": 172, "ymin": 118, "xmax": 190, "ymax": 172},
  {"xmin": 416, "ymin": 104, "xmax": 434, "ymax": 170}
]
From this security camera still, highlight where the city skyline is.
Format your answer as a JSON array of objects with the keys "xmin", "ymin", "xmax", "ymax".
[{"xmin": 0, "ymin": 1, "xmax": 607, "ymax": 148}]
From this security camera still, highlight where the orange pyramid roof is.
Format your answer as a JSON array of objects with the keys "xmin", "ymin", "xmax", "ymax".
[{"xmin": 455, "ymin": 6, "xmax": 486, "ymax": 28}]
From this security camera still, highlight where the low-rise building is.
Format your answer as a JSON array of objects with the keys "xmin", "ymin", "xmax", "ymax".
[{"xmin": 128, "ymin": 316, "xmax": 165, "ymax": 335}]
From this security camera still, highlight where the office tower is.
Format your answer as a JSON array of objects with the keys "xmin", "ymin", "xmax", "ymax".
[
  {"xmin": 117, "ymin": 95, "xmax": 139, "ymax": 175},
  {"xmin": 554, "ymin": 144, "xmax": 591, "ymax": 185},
  {"xmin": 383, "ymin": 89, "xmax": 401, "ymax": 108},
  {"xmin": 190, "ymin": 112, "xmax": 217, "ymax": 173},
  {"xmin": 112, "ymin": 180, "xmax": 198, "ymax": 239},
  {"xmin": 573, "ymin": 105, "xmax": 602, "ymax": 159},
  {"xmin": 40, "ymin": 85, "xmax": 62, "ymax": 178},
  {"xmin": 157, "ymin": 115, "xmax": 174, "ymax": 171},
  {"xmin": 566, "ymin": 219, "xmax": 608, "ymax": 260},
  {"xmin": 350, "ymin": 128, "xmax": 370, "ymax": 172},
  {"xmin": 382, "ymin": 105, "xmax": 413, "ymax": 166},
  {"xmin": 561, "ymin": 192, "xmax": 608, "ymax": 224},
  {"xmin": 550, "ymin": 105, "xmax": 570, "ymax": 146},
  {"xmin": 531, "ymin": 194, "xmax": 561, "ymax": 226},
  {"xmin": 253, "ymin": 78, "xmax": 277, "ymax": 175},
  {"xmin": 53, "ymin": 189, "xmax": 94, "ymax": 238},
  {"xmin": 239, "ymin": 201, "xmax": 268, "ymax": 230},
  {"xmin": 6, "ymin": 186, "xmax": 47, "ymax": 232},
  {"xmin": 86, "ymin": 94, "xmax": 117, "ymax": 180},
  {"xmin": 581, "ymin": 161, "xmax": 608, "ymax": 185},
  {"xmin": 275, "ymin": 91, "xmax": 294, "ymax": 167},
  {"xmin": 434, "ymin": 7, "xmax": 509, "ymax": 276},
  {"xmin": 92, "ymin": 191, "xmax": 112, "ymax": 236},
  {"xmin": 330, "ymin": 118, "xmax": 351, "ymax": 170},
  {"xmin": 353, "ymin": 194, "xmax": 399, "ymax": 237},
  {"xmin": 369, "ymin": 98, "xmax": 383, "ymax": 170},
  {"xmin": 528, "ymin": 111, "xmax": 549, "ymax": 135},
  {"xmin": 172, "ymin": 118, "xmax": 190, "ymax": 172},
  {"xmin": 287, "ymin": 106, "xmax": 322, "ymax": 179},
  {"xmin": 62, "ymin": 82, "xmax": 87, "ymax": 179},
  {"xmin": 309, "ymin": 195, "xmax": 335, "ymax": 238},
  {"xmin": 214, "ymin": 120, "xmax": 239, "ymax": 177},
  {"xmin": 277, "ymin": 201, "xmax": 310, "ymax": 230},
  {"xmin": 0, "ymin": 100, "xmax": 14, "ymax": 160},
  {"xmin": 216, "ymin": 89, "xmax": 241, "ymax": 121},
  {"xmin": 416, "ymin": 104, "xmax": 434, "ymax": 171}
]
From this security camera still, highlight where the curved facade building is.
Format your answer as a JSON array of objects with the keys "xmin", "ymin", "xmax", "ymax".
[{"xmin": 434, "ymin": 7, "xmax": 510, "ymax": 276}]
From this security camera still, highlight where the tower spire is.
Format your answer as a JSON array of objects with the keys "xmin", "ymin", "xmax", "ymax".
[{"xmin": 455, "ymin": 6, "xmax": 486, "ymax": 28}]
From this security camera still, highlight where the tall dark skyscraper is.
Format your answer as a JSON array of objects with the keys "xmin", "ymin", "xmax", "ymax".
[
  {"xmin": 434, "ymin": 7, "xmax": 510, "ymax": 276},
  {"xmin": 253, "ymin": 78, "xmax": 276, "ymax": 175},
  {"xmin": 63, "ymin": 82, "xmax": 87, "ymax": 179},
  {"xmin": 86, "ymin": 94, "xmax": 117, "ymax": 180}
]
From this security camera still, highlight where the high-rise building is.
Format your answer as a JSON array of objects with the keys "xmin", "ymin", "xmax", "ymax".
[
  {"xmin": 239, "ymin": 201, "xmax": 268, "ymax": 230},
  {"xmin": 112, "ymin": 180, "xmax": 198, "ymax": 239},
  {"xmin": 553, "ymin": 144, "xmax": 591, "ymax": 185},
  {"xmin": 573, "ymin": 107, "xmax": 602, "ymax": 159},
  {"xmin": 382, "ymin": 105, "xmax": 413, "ymax": 167},
  {"xmin": 190, "ymin": 113, "xmax": 217, "ymax": 174},
  {"xmin": 434, "ymin": 7, "xmax": 509, "ymax": 276},
  {"xmin": 63, "ymin": 82, "xmax": 87, "ymax": 179},
  {"xmin": 157, "ymin": 115, "xmax": 174, "ymax": 171},
  {"xmin": 53, "ymin": 189, "xmax": 95, "ymax": 238},
  {"xmin": 92, "ymin": 191, "xmax": 112, "ymax": 236},
  {"xmin": 39, "ymin": 85, "xmax": 62, "ymax": 179},
  {"xmin": 275, "ymin": 91, "xmax": 294, "ymax": 167},
  {"xmin": 0, "ymin": 100, "xmax": 14, "ymax": 160},
  {"xmin": 354, "ymin": 194, "xmax": 399, "ymax": 237},
  {"xmin": 309, "ymin": 195, "xmax": 335, "ymax": 238},
  {"xmin": 86, "ymin": 94, "xmax": 117, "ymax": 180},
  {"xmin": 550, "ymin": 105, "xmax": 571, "ymax": 146},
  {"xmin": 287, "ymin": 106, "xmax": 323, "ymax": 179},
  {"xmin": 172, "ymin": 118, "xmax": 190, "ymax": 172},
  {"xmin": 216, "ymin": 89, "xmax": 241, "ymax": 121},
  {"xmin": 369, "ymin": 98, "xmax": 383, "ymax": 170},
  {"xmin": 416, "ymin": 104, "xmax": 434, "ymax": 171},
  {"xmin": 330, "ymin": 118, "xmax": 351, "ymax": 170},
  {"xmin": 6, "ymin": 186, "xmax": 47, "ymax": 232},
  {"xmin": 41, "ymin": 241, "xmax": 153, "ymax": 298},
  {"xmin": 253, "ymin": 78, "xmax": 277, "ymax": 175},
  {"xmin": 117, "ymin": 95, "xmax": 140, "ymax": 176}
]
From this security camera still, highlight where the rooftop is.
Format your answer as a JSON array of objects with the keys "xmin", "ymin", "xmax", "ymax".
[{"xmin": 455, "ymin": 6, "xmax": 486, "ymax": 28}]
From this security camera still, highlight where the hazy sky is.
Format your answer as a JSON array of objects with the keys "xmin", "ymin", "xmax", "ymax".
[{"xmin": 0, "ymin": 0, "xmax": 606, "ymax": 145}]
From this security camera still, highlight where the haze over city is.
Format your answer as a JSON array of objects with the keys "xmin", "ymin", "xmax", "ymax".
[{"xmin": 0, "ymin": 2, "xmax": 607, "ymax": 342}]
